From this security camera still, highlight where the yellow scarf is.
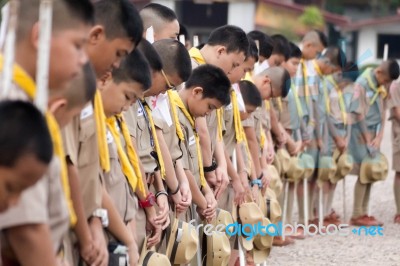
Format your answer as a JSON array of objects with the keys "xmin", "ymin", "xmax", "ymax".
[
  {"xmin": 94, "ymin": 91, "xmax": 110, "ymax": 172},
  {"xmin": 327, "ymin": 76, "xmax": 347, "ymax": 124},
  {"xmin": 232, "ymin": 90, "xmax": 244, "ymax": 143},
  {"xmin": 0, "ymin": 54, "xmax": 36, "ymax": 99},
  {"xmin": 264, "ymin": 100, "xmax": 270, "ymax": 111},
  {"xmin": 46, "ymin": 113, "xmax": 77, "ymax": 226},
  {"xmin": 275, "ymin": 97, "xmax": 283, "ymax": 113},
  {"xmin": 189, "ymin": 47, "xmax": 223, "ymax": 141},
  {"xmin": 301, "ymin": 59, "xmax": 310, "ymax": 103},
  {"xmin": 141, "ymin": 102, "xmax": 166, "ymax": 179},
  {"xmin": 291, "ymin": 80, "xmax": 303, "ymax": 117},
  {"xmin": 364, "ymin": 68, "xmax": 387, "ymax": 105},
  {"xmin": 313, "ymin": 60, "xmax": 330, "ymax": 114},
  {"xmin": 167, "ymin": 90, "xmax": 207, "ymax": 188},
  {"xmin": 106, "ymin": 116, "xmax": 139, "ymax": 193},
  {"xmin": 188, "ymin": 47, "xmax": 206, "ymax": 65}
]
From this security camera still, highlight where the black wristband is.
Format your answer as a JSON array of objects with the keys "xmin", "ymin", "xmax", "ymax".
[
  {"xmin": 155, "ymin": 190, "xmax": 168, "ymax": 198},
  {"xmin": 203, "ymin": 160, "xmax": 218, "ymax": 173},
  {"xmin": 169, "ymin": 182, "xmax": 180, "ymax": 195}
]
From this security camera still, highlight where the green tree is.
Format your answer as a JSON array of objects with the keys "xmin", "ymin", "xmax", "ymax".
[{"xmin": 299, "ymin": 6, "xmax": 325, "ymax": 28}]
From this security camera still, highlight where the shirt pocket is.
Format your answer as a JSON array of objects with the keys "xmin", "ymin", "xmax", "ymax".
[
  {"xmin": 137, "ymin": 117, "xmax": 152, "ymax": 151},
  {"xmin": 78, "ymin": 115, "xmax": 98, "ymax": 168}
]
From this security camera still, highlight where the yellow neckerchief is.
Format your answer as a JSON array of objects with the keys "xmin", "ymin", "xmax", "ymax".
[
  {"xmin": 216, "ymin": 108, "xmax": 223, "ymax": 141},
  {"xmin": 363, "ymin": 68, "xmax": 387, "ymax": 105},
  {"xmin": 106, "ymin": 116, "xmax": 138, "ymax": 192},
  {"xmin": 0, "ymin": 54, "xmax": 36, "ymax": 99},
  {"xmin": 46, "ymin": 113, "xmax": 77, "ymax": 226},
  {"xmin": 115, "ymin": 114, "xmax": 146, "ymax": 194},
  {"xmin": 275, "ymin": 97, "xmax": 283, "ymax": 113},
  {"xmin": 264, "ymin": 100, "xmax": 271, "ymax": 111},
  {"xmin": 141, "ymin": 100, "xmax": 166, "ymax": 179},
  {"xmin": 327, "ymin": 75, "xmax": 347, "ymax": 125},
  {"xmin": 300, "ymin": 58, "xmax": 310, "ymax": 103},
  {"xmin": 244, "ymin": 71, "xmax": 254, "ymax": 82},
  {"xmin": 188, "ymin": 47, "xmax": 223, "ymax": 140},
  {"xmin": 291, "ymin": 80, "xmax": 303, "ymax": 117},
  {"xmin": 231, "ymin": 90, "xmax": 244, "ymax": 143},
  {"xmin": 313, "ymin": 60, "xmax": 330, "ymax": 114},
  {"xmin": 94, "ymin": 90, "xmax": 110, "ymax": 172},
  {"xmin": 260, "ymin": 122, "xmax": 266, "ymax": 150},
  {"xmin": 167, "ymin": 90, "xmax": 207, "ymax": 188},
  {"xmin": 188, "ymin": 47, "xmax": 206, "ymax": 65}
]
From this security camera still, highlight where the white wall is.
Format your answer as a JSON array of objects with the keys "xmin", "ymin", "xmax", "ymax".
[
  {"xmin": 356, "ymin": 23, "xmax": 400, "ymax": 65},
  {"xmin": 227, "ymin": 1, "xmax": 256, "ymax": 33}
]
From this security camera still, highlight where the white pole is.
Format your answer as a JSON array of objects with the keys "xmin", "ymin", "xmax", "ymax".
[
  {"xmin": 193, "ymin": 35, "xmax": 199, "ymax": 48},
  {"xmin": 342, "ymin": 177, "xmax": 346, "ymax": 222},
  {"xmin": 383, "ymin": 44, "xmax": 389, "ymax": 61},
  {"xmin": 34, "ymin": 0, "xmax": 53, "ymax": 112},
  {"xmin": 282, "ymin": 181, "xmax": 289, "ymax": 241},
  {"xmin": 303, "ymin": 178, "xmax": 309, "ymax": 228},
  {"xmin": 179, "ymin": 34, "xmax": 185, "ymax": 45},
  {"xmin": 1, "ymin": 0, "xmax": 19, "ymax": 97}
]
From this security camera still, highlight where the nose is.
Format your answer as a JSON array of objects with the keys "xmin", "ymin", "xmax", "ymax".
[
  {"xmin": 79, "ymin": 50, "xmax": 89, "ymax": 66},
  {"xmin": 113, "ymin": 59, "xmax": 122, "ymax": 70},
  {"xmin": 8, "ymin": 194, "xmax": 21, "ymax": 207}
]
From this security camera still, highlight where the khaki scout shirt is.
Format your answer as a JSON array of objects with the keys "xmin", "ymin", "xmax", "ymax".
[{"xmin": 63, "ymin": 103, "xmax": 102, "ymax": 218}]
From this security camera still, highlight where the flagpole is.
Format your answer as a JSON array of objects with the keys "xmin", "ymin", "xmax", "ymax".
[{"xmin": 34, "ymin": 0, "xmax": 53, "ymax": 112}]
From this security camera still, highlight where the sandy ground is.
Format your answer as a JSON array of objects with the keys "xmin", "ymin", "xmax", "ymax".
[{"xmin": 265, "ymin": 120, "xmax": 400, "ymax": 266}]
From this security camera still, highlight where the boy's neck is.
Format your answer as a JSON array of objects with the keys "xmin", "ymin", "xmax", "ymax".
[
  {"xmin": 14, "ymin": 43, "xmax": 37, "ymax": 82},
  {"xmin": 199, "ymin": 45, "xmax": 212, "ymax": 63},
  {"xmin": 177, "ymin": 89, "xmax": 190, "ymax": 111}
]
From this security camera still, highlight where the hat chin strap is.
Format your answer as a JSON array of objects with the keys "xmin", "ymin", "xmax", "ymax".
[{"xmin": 170, "ymin": 220, "xmax": 183, "ymax": 263}]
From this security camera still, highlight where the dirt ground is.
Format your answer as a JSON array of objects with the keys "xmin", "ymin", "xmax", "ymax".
[{"xmin": 265, "ymin": 120, "xmax": 400, "ymax": 266}]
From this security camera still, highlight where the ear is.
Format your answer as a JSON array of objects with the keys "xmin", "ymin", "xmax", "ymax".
[
  {"xmin": 263, "ymin": 76, "xmax": 271, "ymax": 85},
  {"xmin": 48, "ymin": 98, "xmax": 68, "ymax": 115},
  {"xmin": 88, "ymin": 25, "xmax": 105, "ymax": 45},
  {"xmin": 192, "ymin": 87, "xmax": 204, "ymax": 97},
  {"xmin": 216, "ymin": 46, "xmax": 227, "ymax": 57},
  {"xmin": 30, "ymin": 22, "xmax": 40, "ymax": 50}
]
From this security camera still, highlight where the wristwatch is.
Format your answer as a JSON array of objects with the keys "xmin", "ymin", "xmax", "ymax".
[
  {"xmin": 139, "ymin": 193, "xmax": 156, "ymax": 208},
  {"xmin": 92, "ymin": 208, "xmax": 109, "ymax": 228}
]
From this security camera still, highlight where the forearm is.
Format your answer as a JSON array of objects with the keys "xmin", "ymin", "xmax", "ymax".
[
  {"xmin": 224, "ymin": 149, "xmax": 240, "ymax": 182},
  {"xmin": 67, "ymin": 162, "xmax": 92, "ymax": 246},
  {"xmin": 152, "ymin": 171, "xmax": 165, "ymax": 192},
  {"xmin": 244, "ymin": 127, "xmax": 262, "ymax": 178},
  {"xmin": 184, "ymin": 169, "xmax": 207, "ymax": 209},
  {"xmin": 101, "ymin": 187, "xmax": 134, "ymax": 246},
  {"xmin": 156, "ymin": 129, "xmax": 179, "ymax": 191},
  {"xmin": 269, "ymin": 108, "xmax": 281, "ymax": 139},
  {"xmin": 6, "ymin": 224, "xmax": 58, "ymax": 266},
  {"xmin": 214, "ymin": 138, "xmax": 227, "ymax": 170},
  {"xmin": 196, "ymin": 117, "xmax": 213, "ymax": 166}
]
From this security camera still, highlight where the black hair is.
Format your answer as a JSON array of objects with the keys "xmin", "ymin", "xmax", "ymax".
[
  {"xmin": 63, "ymin": 0, "xmax": 94, "ymax": 25},
  {"xmin": 281, "ymin": 69, "xmax": 291, "ymax": 98},
  {"xmin": 322, "ymin": 46, "xmax": 347, "ymax": 69},
  {"xmin": 185, "ymin": 64, "xmax": 231, "ymax": 106},
  {"xmin": 179, "ymin": 23, "xmax": 190, "ymax": 41},
  {"xmin": 247, "ymin": 30, "xmax": 273, "ymax": 59},
  {"xmin": 246, "ymin": 37, "xmax": 259, "ymax": 62},
  {"xmin": 153, "ymin": 39, "xmax": 192, "ymax": 83},
  {"xmin": 83, "ymin": 63, "xmax": 97, "ymax": 103},
  {"xmin": 388, "ymin": 59, "xmax": 400, "ymax": 80},
  {"xmin": 342, "ymin": 61, "xmax": 359, "ymax": 82},
  {"xmin": 315, "ymin": 29, "xmax": 328, "ymax": 48},
  {"xmin": 239, "ymin": 80, "xmax": 262, "ymax": 108},
  {"xmin": 138, "ymin": 40, "xmax": 163, "ymax": 72},
  {"xmin": 207, "ymin": 25, "xmax": 249, "ymax": 54},
  {"xmin": 271, "ymin": 34, "xmax": 290, "ymax": 60},
  {"xmin": 94, "ymin": 0, "xmax": 142, "ymax": 46},
  {"xmin": 289, "ymin": 42, "xmax": 302, "ymax": 59},
  {"xmin": 112, "ymin": 49, "xmax": 152, "ymax": 91},
  {"xmin": 142, "ymin": 3, "xmax": 177, "ymax": 22},
  {"xmin": 0, "ymin": 101, "xmax": 53, "ymax": 167}
]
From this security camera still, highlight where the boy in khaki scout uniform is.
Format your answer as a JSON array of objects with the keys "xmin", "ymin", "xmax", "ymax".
[
  {"xmin": 188, "ymin": 25, "xmax": 249, "ymax": 206},
  {"xmin": 306, "ymin": 47, "xmax": 347, "ymax": 227},
  {"xmin": 99, "ymin": 49, "xmax": 152, "ymax": 265},
  {"xmin": 294, "ymin": 30, "xmax": 328, "ymax": 227},
  {"xmin": 168, "ymin": 64, "xmax": 231, "ymax": 223},
  {"xmin": 390, "ymin": 79, "xmax": 400, "ymax": 223},
  {"xmin": 349, "ymin": 60, "xmax": 399, "ymax": 226},
  {"xmin": 124, "ymin": 39, "xmax": 192, "ymax": 251},
  {"xmin": 322, "ymin": 62, "xmax": 358, "ymax": 226},
  {"xmin": 62, "ymin": 1, "xmax": 144, "ymax": 265},
  {"xmin": 0, "ymin": 101, "xmax": 53, "ymax": 213},
  {"xmin": 0, "ymin": 0, "xmax": 94, "ymax": 265}
]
